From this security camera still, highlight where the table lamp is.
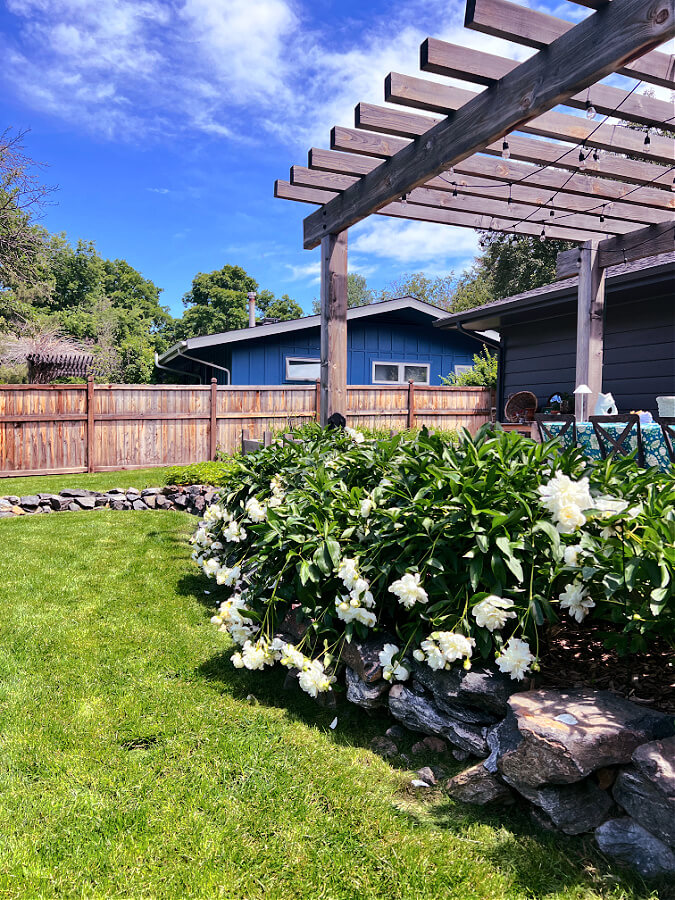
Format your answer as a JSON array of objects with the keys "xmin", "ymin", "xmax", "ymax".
[{"xmin": 574, "ymin": 384, "xmax": 592, "ymax": 421}]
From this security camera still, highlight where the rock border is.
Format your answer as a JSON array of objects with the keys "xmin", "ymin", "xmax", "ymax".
[{"xmin": 0, "ymin": 485, "xmax": 213, "ymax": 518}]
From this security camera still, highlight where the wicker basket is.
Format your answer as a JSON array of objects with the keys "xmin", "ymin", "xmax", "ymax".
[{"xmin": 504, "ymin": 391, "xmax": 538, "ymax": 423}]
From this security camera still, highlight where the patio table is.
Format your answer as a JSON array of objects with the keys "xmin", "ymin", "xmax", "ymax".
[{"xmin": 546, "ymin": 422, "xmax": 671, "ymax": 472}]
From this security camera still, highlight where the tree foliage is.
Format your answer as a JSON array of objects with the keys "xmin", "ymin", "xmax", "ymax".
[{"xmin": 443, "ymin": 346, "xmax": 499, "ymax": 388}]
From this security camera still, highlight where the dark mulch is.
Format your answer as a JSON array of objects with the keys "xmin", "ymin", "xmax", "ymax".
[{"xmin": 537, "ymin": 622, "xmax": 675, "ymax": 714}]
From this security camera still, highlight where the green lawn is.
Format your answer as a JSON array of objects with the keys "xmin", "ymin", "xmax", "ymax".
[
  {"xmin": 0, "ymin": 511, "xmax": 658, "ymax": 899},
  {"xmin": 0, "ymin": 466, "xmax": 176, "ymax": 497}
]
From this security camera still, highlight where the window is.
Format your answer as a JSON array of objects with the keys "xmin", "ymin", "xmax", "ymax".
[
  {"xmin": 285, "ymin": 357, "xmax": 321, "ymax": 382},
  {"xmin": 453, "ymin": 364, "xmax": 473, "ymax": 377},
  {"xmin": 372, "ymin": 361, "xmax": 430, "ymax": 385}
]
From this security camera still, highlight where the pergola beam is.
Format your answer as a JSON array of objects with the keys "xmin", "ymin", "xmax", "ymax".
[
  {"xmin": 331, "ymin": 124, "xmax": 674, "ymax": 192},
  {"xmin": 309, "ymin": 147, "xmax": 674, "ymax": 222},
  {"xmin": 418, "ymin": 40, "xmax": 675, "ymax": 127},
  {"xmin": 465, "ymin": 0, "xmax": 675, "ymax": 89},
  {"xmin": 557, "ymin": 221, "xmax": 675, "ymax": 275},
  {"xmin": 275, "ymin": 180, "xmax": 600, "ymax": 241},
  {"xmin": 291, "ymin": 165, "xmax": 649, "ymax": 233},
  {"xmin": 303, "ymin": 0, "xmax": 675, "ymax": 249},
  {"xmin": 368, "ymin": 93, "xmax": 675, "ymax": 166}
]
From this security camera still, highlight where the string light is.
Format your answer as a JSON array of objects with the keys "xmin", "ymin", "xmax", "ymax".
[
  {"xmin": 585, "ymin": 98, "xmax": 597, "ymax": 120},
  {"xmin": 592, "ymin": 148, "xmax": 600, "ymax": 163},
  {"xmin": 644, "ymin": 131, "xmax": 651, "ymax": 147},
  {"xmin": 501, "ymin": 140, "xmax": 510, "ymax": 160},
  {"xmin": 507, "ymin": 184, "xmax": 512, "ymax": 206},
  {"xmin": 599, "ymin": 207, "xmax": 605, "ymax": 223},
  {"xmin": 400, "ymin": 193, "xmax": 408, "ymax": 205},
  {"xmin": 578, "ymin": 148, "xmax": 587, "ymax": 171},
  {"xmin": 539, "ymin": 226, "xmax": 546, "ymax": 242}
]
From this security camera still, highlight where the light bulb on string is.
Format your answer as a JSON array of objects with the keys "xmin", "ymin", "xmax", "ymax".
[
  {"xmin": 585, "ymin": 100, "xmax": 597, "ymax": 120},
  {"xmin": 592, "ymin": 148, "xmax": 600, "ymax": 163},
  {"xmin": 578, "ymin": 148, "xmax": 587, "ymax": 172},
  {"xmin": 452, "ymin": 183, "xmax": 458, "ymax": 198},
  {"xmin": 539, "ymin": 226, "xmax": 546, "ymax": 242},
  {"xmin": 400, "ymin": 193, "xmax": 408, "ymax": 205},
  {"xmin": 644, "ymin": 131, "xmax": 651, "ymax": 147},
  {"xmin": 501, "ymin": 140, "xmax": 510, "ymax": 160}
]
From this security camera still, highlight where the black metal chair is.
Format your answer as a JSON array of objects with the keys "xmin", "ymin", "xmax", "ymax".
[
  {"xmin": 655, "ymin": 416, "xmax": 675, "ymax": 463},
  {"xmin": 534, "ymin": 413, "xmax": 577, "ymax": 447},
  {"xmin": 589, "ymin": 414, "xmax": 643, "ymax": 466}
]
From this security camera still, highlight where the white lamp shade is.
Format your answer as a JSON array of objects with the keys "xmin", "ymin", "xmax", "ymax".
[{"xmin": 574, "ymin": 384, "xmax": 592, "ymax": 395}]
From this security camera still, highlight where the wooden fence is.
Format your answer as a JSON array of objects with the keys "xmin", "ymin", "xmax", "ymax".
[{"xmin": 0, "ymin": 379, "xmax": 494, "ymax": 477}]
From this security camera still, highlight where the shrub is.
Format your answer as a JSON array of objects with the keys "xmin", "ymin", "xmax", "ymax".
[
  {"xmin": 443, "ymin": 346, "xmax": 498, "ymax": 388},
  {"xmin": 164, "ymin": 458, "xmax": 239, "ymax": 487},
  {"xmin": 191, "ymin": 426, "xmax": 675, "ymax": 698}
]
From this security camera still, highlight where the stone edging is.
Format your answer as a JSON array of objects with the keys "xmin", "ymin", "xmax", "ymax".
[
  {"xmin": 305, "ymin": 632, "xmax": 675, "ymax": 880},
  {"xmin": 0, "ymin": 485, "xmax": 213, "ymax": 518}
]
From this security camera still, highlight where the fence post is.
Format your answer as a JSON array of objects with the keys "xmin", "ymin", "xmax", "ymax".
[
  {"xmin": 407, "ymin": 380, "xmax": 416, "ymax": 429},
  {"xmin": 86, "ymin": 375, "xmax": 95, "ymax": 473},
  {"xmin": 210, "ymin": 378, "xmax": 218, "ymax": 460},
  {"xmin": 315, "ymin": 379, "xmax": 321, "ymax": 424}
]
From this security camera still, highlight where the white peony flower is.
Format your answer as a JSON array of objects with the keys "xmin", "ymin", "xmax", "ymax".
[
  {"xmin": 231, "ymin": 651, "xmax": 245, "ymax": 668},
  {"xmin": 223, "ymin": 520, "xmax": 247, "ymax": 543},
  {"xmin": 279, "ymin": 643, "xmax": 306, "ymax": 670},
  {"xmin": 591, "ymin": 496, "xmax": 629, "ymax": 516},
  {"xmin": 559, "ymin": 582, "xmax": 595, "ymax": 623},
  {"xmin": 555, "ymin": 504, "xmax": 587, "ymax": 534},
  {"xmin": 378, "ymin": 643, "xmax": 410, "ymax": 682},
  {"xmin": 472, "ymin": 595, "xmax": 517, "ymax": 632},
  {"xmin": 204, "ymin": 504, "xmax": 227, "ymax": 525},
  {"xmin": 334, "ymin": 597, "xmax": 376, "ymax": 628},
  {"xmin": 359, "ymin": 496, "xmax": 375, "ymax": 518},
  {"xmin": 345, "ymin": 426, "xmax": 366, "ymax": 444},
  {"xmin": 298, "ymin": 659, "xmax": 336, "ymax": 697},
  {"xmin": 215, "ymin": 564, "xmax": 241, "ymax": 586},
  {"xmin": 229, "ymin": 624, "xmax": 259, "ymax": 645},
  {"xmin": 240, "ymin": 639, "xmax": 275, "ymax": 670},
  {"xmin": 495, "ymin": 638, "xmax": 534, "ymax": 681},
  {"xmin": 563, "ymin": 544, "xmax": 583, "ymax": 567},
  {"xmin": 245, "ymin": 497, "xmax": 267, "ymax": 523},
  {"xmin": 538, "ymin": 473, "xmax": 593, "ymax": 515},
  {"xmin": 436, "ymin": 631, "xmax": 474, "ymax": 663},
  {"xmin": 202, "ymin": 558, "xmax": 221, "ymax": 578},
  {"xmin": 388, "ymin": 572, "xmax": 428, "ymax": 609},
  {"xmin": 337, "ymin": 557, "xmax": 359, "ymax": 590}
]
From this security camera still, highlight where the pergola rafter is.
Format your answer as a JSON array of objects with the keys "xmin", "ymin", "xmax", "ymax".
[{"xmin": 274, "ymin": 0, "xmax": 675, "ymax": 423}]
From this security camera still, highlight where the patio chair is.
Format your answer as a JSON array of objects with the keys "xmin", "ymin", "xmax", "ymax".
[
  {"xmin": 655, "ymin": 416, "xmax": 675, "ymax": 463},
  {"xmin": 534, "ymin": 414, "xmax": 576, "ymax": 447},
  {"xmin": 589, "ymin": 414, "xmax": 643, "ymax": 466}
]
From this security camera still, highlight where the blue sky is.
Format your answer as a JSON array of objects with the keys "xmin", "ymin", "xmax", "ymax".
[{"xmin": 0, "ymin": 0, "xmax": 594, "ymax": 317}]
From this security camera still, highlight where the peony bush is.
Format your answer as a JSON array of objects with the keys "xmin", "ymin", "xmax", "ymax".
[{"xmin": 191, "ymin": 425, "xmax": 675, "ymax": 698}]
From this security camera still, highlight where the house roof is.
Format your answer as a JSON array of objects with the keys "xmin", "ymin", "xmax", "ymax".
[
  {"xmin": 158, "ymin": 296, "xmax": 464, "ymax": 365},
  {"xmin": 435, "ymin": 252, "xmax": 675, "ymax": 333}
]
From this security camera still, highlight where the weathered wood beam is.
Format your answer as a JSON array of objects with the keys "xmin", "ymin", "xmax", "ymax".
[
  {"xmin": 465, "ymin": 0, "xmax": 675, "ymax": 89},
  {"xmin": 596, "ymin": 220, "xmax": 675, "ymax": 266},
  {"xmin": 332, "ymin": 125, "xmax": 674, "ymax": 193},
  {"xmin": 291, "ymin": 165, "xmax": 646, "ymax": 232},
  {"xmin": 575, "ymin": 240, "xmax": 606, "ymax": 418},
  {"xmin": 374, "ymin": 86, "xmax": 675, "ymax": 165},
  {"xmin": 303, "ymin": 0, "xmax": 675, "ymax": 249},
  {"xmin": 276, "ymin": 180, "xmax": 600, "ymax": 240},
  {"xmin": 312, "ymin": 146, "xmax": 675, "ymax": 217},
  {"xmin": 556, "ymin": 220, "xmax": 675, "ymax": 275},
  {"xmin": 320, "ymin": 232, "xmax": 348, "ymax": 424},
  {"xmin": 418, "ymin": 40, "xmax": 674, "ymax": 127}
]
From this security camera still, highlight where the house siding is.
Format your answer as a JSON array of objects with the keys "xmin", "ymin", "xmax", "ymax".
[
  {"xmin": 498, "ymin": 275, "xmax": 675, "ymax": 417},
  {"xmin": 227, "ymin": 314, "xmax": 479, "ymax": 386}
]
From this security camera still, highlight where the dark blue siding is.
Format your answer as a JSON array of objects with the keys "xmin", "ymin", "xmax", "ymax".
[{"xmin": 224, "ymin": 314, "xmax": 479, "ymax": 385}]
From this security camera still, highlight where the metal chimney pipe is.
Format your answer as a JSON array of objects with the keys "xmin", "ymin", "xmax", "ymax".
[{"xmin": 247, "ymin": 292, "xmax": 256, "ymax": 328}]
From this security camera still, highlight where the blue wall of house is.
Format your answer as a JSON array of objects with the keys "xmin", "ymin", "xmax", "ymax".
[{"xmin": 225, "ymin": 314, "xmax": 480, "ymax": 386}]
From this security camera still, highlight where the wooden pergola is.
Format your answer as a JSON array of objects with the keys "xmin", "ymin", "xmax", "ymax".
[{"xmin": 275, "ymin": 0, "xmax": 675, "ymax": 423}]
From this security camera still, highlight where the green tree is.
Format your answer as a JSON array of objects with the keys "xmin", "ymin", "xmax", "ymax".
[
  {"xmin": 476, "ymin": 232, "xmax": 575, "ymax": 300},
  {"xmin": 178, "ymin": 264, "xmax": 256, "ymax": 338},
  {"xmin": 311, "ymin": 273, "xmax": 374, "ymax": 314},
  {"xmin": 377, "ymin": 272, "xmax": 457, "ymax": 309},
  {"xmin": 443, "ymin": 346, "xmax": 499, "ymax": 388},
  {"xmin": 256, "ymin": 290, "xmax": 303, "ymax": 322}
]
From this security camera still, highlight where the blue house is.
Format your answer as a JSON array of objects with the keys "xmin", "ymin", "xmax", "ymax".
[{"xmin": 156, "ymin": 297, "xmax": 484, "ymax": 386}]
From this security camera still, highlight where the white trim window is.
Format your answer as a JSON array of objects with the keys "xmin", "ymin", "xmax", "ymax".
[
  {"xmin": 285, "ymin": 357, "xmax": 321, "ymax": 382},
  {"xmin": 372, "ymin": 361, "xmax": 430, "ymax": 385},
  {"xmin": 453, "ymin": 364, "xmax": 473, "ymax": 377}
]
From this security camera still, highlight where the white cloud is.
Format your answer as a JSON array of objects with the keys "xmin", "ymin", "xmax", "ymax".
[
  {"xmin": 0, "ymin": 0, "xmax": 529, "ymax": 149},
  {"xmin": 350, "ymin": 218, "xmax": 480, "ymax": 272},
  {"xmin": 285, "ymin": 260, "xmax": 321, "ymax": 283},
  {"xmin": 147, "ymin": 187, "xmax": 170, "ymax": 194}
]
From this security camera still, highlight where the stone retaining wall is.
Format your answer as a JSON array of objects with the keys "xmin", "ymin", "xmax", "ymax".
[
  {"xmin": 336, "ymin": 636, "xmax": 675, "ymax": 880},
  {"xmin": 0, "ymin": 485, "xmax": 213, "ymax": 518}
]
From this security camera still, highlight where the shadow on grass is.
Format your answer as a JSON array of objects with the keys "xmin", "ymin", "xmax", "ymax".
[{"xmin": 176, "ymin": 572, "xmax": 663, "ymax": 900}]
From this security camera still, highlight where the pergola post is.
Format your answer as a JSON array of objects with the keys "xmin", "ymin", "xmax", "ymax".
[
  {"xmin": 320, "ymin": 231, "xmax": 348, "ymax": 425},
  {"xmin": 575, "ymin": 240, "xmax": 606, "ymax": 420}
]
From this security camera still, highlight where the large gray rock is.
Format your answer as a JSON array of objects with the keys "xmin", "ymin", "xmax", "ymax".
[
  {"xmin": 411, "ymin": 660, "xmax": 522, "ymax": 721},
  {"xmin": 388, "ymin": 684, "xmax": 488, "ymax": 756},
  {"xmin": 613, "ymin": 736, "xmax": 675, "ymax": 848},
  {"xmin": 345, "ymin": 667, "xmax": 388, "ymax": 709},
  {"xmin": 341, "ymin": 637, "xmax": 394, "ymax": 684},
  {"xmin": 444, "ymin": 762, "xmax": 514, "ymax": 806},
  {"xmin": 508, "ymin": 777, "xmax": 613, "ymax": 835},
  {"xmin": 59, "ymin": 489, "xmax": 93, "ymax": 498},
  {"xmin": 19, "ymin": 495, "xmax": 40, "ymax": 508},
  {"xmin": 75, "ymin": 496, "xmax": 97, "ymax": 510},
  {"xmin": 596, "ymin": 818, "xmax": 675, "ymax": 879},
  {"xmin": 497, "ymin": 690, "xmax": 674, "ymax": 788}
]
